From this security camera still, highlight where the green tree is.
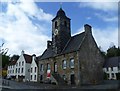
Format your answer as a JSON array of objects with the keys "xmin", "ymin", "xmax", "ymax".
[
  {"xmin": 2, "ymin": 54, "xmax": 9, "ymax": 68},
  {"xmin": 106, "ymin": 45, "xmax": 120, "ymax": 58},
  {"xmin": 0, "ymin": 42, "xmax": 10, "ymax": 68}
]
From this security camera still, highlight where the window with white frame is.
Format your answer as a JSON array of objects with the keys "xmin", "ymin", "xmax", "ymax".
[
  {"xmin": 70, "ymin": 58, "xmax": 74, "ymax": 68},
  {"xmin": 18, "ymin": 68, "xmax": 20, "ymax": 73},
  {"xmin": 40, "ymin": 64, "xmax": 44, "ymax": 72},
  {"xmin": 47, "ymin": 63, "xmax": 50, "ymax": 70},
  {"xmin": 16, "ymin": 68, "xmax": 17, "ymax": 73},
  {"xmin": 21, "ymin": 68, "xmax": 23, "ymax": 73},
  {"xmin": 22, "ymin": 61, "xmax": 24, "ymax": 66},
  {"xmin": 35, "ymin": 67, "xmax": 37, "ymax": 73},
  {"xmin": 62, "ymin": 60, "xmax": 67, "ymax": 69},
  {"xmin": 19, "ymin": 62, "xmax": 21, "ymax": 66},
  {"xmin": 31, "ymin": 75, "xmax": 32, "ymax": 80},
  {"xmin": 34, "ymin": 75, "xmax": 36, "ymax": 80}
]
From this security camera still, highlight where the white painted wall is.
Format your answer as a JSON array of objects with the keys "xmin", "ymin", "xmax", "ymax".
[
  {"xmin": 7, "ymin": 51, "xmax": 31, "ymax": 82},
  {"xmin": 103, "ymin": 67, "xmax": 119, "ymax": 80},
  {"xmin": 15, "ymin": 54, "xmax": 26, "ymax": 80},
  {"xmin": 7, "ymin": 65, "xmax": 15, "ymax": 78},
  {"xmin": 7, "ymin": 51, "xmax": 38, "ymax": 82},
  {"xmin": 25, "ymin": 63, "xmax": 31, "ymax": 81},
  {"xmin": 30, "ymin": 56, "xmax": 38, "ymax": 82}
]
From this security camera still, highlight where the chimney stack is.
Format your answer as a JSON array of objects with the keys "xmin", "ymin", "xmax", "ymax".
[
  {"xmin": 21, "ymin": 50, "xmax": 24, "ymax": 55},
  {"xmin": 84, "ymin": 24, "xmax": 92, "ymax": 34},
  {"xmin": 47, "ymin": 41, "xmax": 52, "ymax": 49},
  {"xmin": 32, "ymin": 54, "xmax": 36, "ymax": 61}
]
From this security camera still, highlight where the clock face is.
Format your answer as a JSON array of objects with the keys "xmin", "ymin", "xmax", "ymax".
[{"xmin": 54, "ymin": 29, "xmax": 58, "ymax": 35}]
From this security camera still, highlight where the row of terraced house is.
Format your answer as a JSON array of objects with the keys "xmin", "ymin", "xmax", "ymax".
[
  {"xmin": 7, "ymin": 7, "xmax": 120, "ymax": 85},
  {"xmin": 7, "ymin": 50, "xmax": 39, "ymax": 82}
]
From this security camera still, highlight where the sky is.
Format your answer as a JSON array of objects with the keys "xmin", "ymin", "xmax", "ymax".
[{"xmin": 0, "ymin": 0, "xmax": 118, "ymax": 56}]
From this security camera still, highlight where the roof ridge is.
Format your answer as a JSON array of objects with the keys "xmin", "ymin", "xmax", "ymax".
[
  {"xmin": 78, "ymin": 32, "xmax": 86, "ymax": 50},
  {"xmin": 62, "ymin": 32, "xmax": 85, "ymax": 54},
  {"xmin": 71, "ymin": 32, "xmax": 85, "ymax": 38},
  {"xmin": 23, "ymin": 54, "xmax": 32, "ymax": 56}
]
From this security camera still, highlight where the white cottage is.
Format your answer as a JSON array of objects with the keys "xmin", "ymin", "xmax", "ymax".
[
  {"xmin": 15, "ymin": 50, "xmax": 32, "ymax": 81},
  {"xmin": 7, "ymin": 60, "xmax": 17, "ymax": 79},
  {"xmin": 103, "ymin": 56, "xmax": 120, "ymax": 80}
]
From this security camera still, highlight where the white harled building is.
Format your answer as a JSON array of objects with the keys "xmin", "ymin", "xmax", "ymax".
[{"xmin": 7, "ymin": 50, "xmax": 38, "ymax": 82}]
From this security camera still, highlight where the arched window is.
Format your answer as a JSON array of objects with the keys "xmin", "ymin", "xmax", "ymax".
[
  {"xmin": 64, "ymin": 21, "xmax": 67, "ymax": 27},
  {"xmin": 55, "ymin": 21, "xmax": 57, "ymax": 28}
]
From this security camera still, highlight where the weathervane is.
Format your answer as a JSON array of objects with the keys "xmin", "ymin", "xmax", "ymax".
[{"xmin": 60, "ymin": 2, "xmax": 62, "ymax": 8}]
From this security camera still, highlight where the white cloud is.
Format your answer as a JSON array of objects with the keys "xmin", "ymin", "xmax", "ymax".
[
  {"xmin": 95, "ymin": 13, "xmax": 118, "ymax": 22},
  {"xmin": 79, "ymin": 2, "xmax": 118, "ymax": 12},
  {"xmin": 75, "ymin": 26, "xmax": 118, "ymax": 51},
  {"xmin": 79, "ymin": 2, "xmax": 118, "ymax": 23},
  {"xmin": 0, "ymin": 1, "xmax": 53, "ymax": 56},
  {"xmin": 1, "ymin": 0, "xmax": 119, "ymax": 2},
  {"xmin": 86, "ymin": 16, "xmax": 91, "ymax": 20},
  {"xmin": 92, "ymin": 27, "xmax": 118, "ymax": 51}
]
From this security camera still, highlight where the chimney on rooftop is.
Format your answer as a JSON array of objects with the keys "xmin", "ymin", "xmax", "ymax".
[
  {"xmin": 47, "ymin": 41, "xmax": 52, "ymax": 49},
  {"xmin": 84, "ymin": 24, "xmax": 92, "ymax": 35},
  {"xmin": 21, "ymin": 50, "xmax": 24, "ymax": 55}
]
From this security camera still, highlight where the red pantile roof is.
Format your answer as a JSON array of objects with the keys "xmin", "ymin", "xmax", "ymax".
[{"xmin": 23, "ymin": 54, "xmax": 32, "ymax": 63}]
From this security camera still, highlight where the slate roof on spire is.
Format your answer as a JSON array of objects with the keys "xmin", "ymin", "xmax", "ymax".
[
  {"xmin": 57, "ymin": 8, "xmax": 66, "ymax": 17},
  {"xmin": 52, "ymin": 8, "xmax": 70, "ymax": 21}
]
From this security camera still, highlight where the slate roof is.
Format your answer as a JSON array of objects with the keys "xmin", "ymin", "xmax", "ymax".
[
  {"xmin": 103, "ymin": 56, "xmax": 120, "ymax": 67},
  {"xmin": 23, "ymin": 54, "xmax": 32, "ymax": 63},
  {"xmin": 52, "ymin": 8, "xmax": 70, "ymax": 21},
  {"xmin": 62, "ymin": 32, "xmax": 85, "ymax": 54},
  {"xmin": 40, "ymin": 32, "xmax": 85, "ymax": 60},
  {"xmin": 40, "ymin": 48, "xmax": 56, "ymax": 60}
]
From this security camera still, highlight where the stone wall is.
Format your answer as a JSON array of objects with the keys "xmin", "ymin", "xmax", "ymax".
[
  {"xmin": 78, "ymin": 29, "xmax": 104, "ymax": 85},
  {"xmin": 38, "ymin": 51, "xmax": 80, "ymax": 85}
]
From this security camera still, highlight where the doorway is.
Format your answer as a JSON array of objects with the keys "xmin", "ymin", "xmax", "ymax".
[
  {"xmin": 40, "ymin": 75, "xmax": 43, "ymax": 81},
  {"xmin": 70, "ymin": 74, "xmax": 75, "ymax": 85}
]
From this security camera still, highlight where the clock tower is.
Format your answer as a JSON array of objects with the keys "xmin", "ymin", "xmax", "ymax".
[{"xmin": 52, "ymin": 8, "xmax": 71, "ymax": 54}]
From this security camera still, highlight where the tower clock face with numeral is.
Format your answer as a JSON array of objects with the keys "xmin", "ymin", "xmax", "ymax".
[{"xmin": 54, "ymin": 29, "xmax": 58, "ymax": 36}]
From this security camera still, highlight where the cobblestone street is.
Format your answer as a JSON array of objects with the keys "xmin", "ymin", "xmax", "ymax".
[{"xmin": 1, "ymin": 79, "xmax": 120, "ymax": 91}]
